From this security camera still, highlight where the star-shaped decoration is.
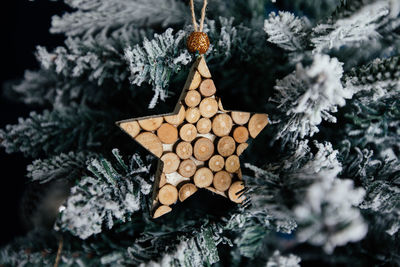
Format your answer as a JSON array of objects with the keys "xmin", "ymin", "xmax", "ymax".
[{"xmin": 117, "ymin": 56, "xmax": 268, "ymax": 218}]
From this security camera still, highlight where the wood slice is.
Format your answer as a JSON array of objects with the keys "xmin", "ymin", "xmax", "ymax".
[
  {"xmin": 233, "ymin": 126, "xmax": 249, "ymax": 143},
  {"xmin": 205, "ymin": 187, "xmax": 227, "ymax": 197},
  {"xmin": 213, "ymin": 171, "xmax": 232, "ymax": 191},
  {"xmin": 178, "ymin": 159, "xmax": 197, "ymax": 177},
  {"xmin": 185, "ymin": 107, "xmax": 201, "ymax": 123},
  {"xmin": 248, "ymin": 114, "xmax": 268, "ymax": 138},
  {"xmin": 158, "ymin": 184, "xmax": 178, "ymax": 205},
  {"xmin": 193, "ymin": 137, "xmax": 214, "ymax": 161},
  {"xmin": 184, "ymin": 90, "xmax": 201, "ymax": 107},
  {"xmin": 228, "ymin": 181, "xmax": 245, "ymax": 203},
  {"xmin": 212, "ymin": 114, "xmax": 233, "ymax": 137},
  {"xmin": 236, "ymin": 143, "xmax": 249, "ymax": 156},
  {"xmin": 161, "ymin": 153, "xmax": 180, "ymax": 174},
  {"xmin": 225, "ymin": 155, "xmax": 240, "ymax": 173},
  {"xmin": 236, "ymin": 168, "xmax": 243, "ymax": 180},
  {"xmin": 179, "ymin": 183, "xmax": 198, "ymax": 202},
  {"xmin": 197, "ymin": 56, "xmax": 212, "ymax": 78},
  {"xmin": 157, "ymin": 123, "xmax": 178, "ymax": 144},
  {"xmin": 196, "ymin": 118, "xmax": 212, "ymax": 134},
  {"xmin": 199, "ymin": 79, "xmax": 216, "ymax": 97},
  {"xmin": 164, "ymin": 106, "xmax": 185, "ymax": 125},
  {"xmin": 217, "ymin": 136, "xmax": 236, "ymax": 157},
  {"xmin": 189, "ymin": 71, "xmax": 202, "ymax": 90},
  {"xmin": 179, "ymin": 124, "xmax": 197, "ymax": 142},
  {"xmin": 153, "ymin": 205, "xmax": 172, "ymax": 218},
  {"xmin": 135, "ymin": 132, "xmax": 163, "ymax": 157},
  {"xmin": 218, "ymin": 98, "xmax": 227, "ymax": 112},
  {"xmin": 194, "ymin": 167, "xmax": 213, "ymax": 188},
  {"xmin": 199, "ymin": 98, "xmax": 218, "ymax": 118},
  {"xmin": 120, "ymin": 121, "xmax": 140, "ymax": 138},
  {"xmin": 208, "ymin": 155, "xmax": 224, "ymax": 172},
  {"xmin": 138, "ymin": 117, "xmax": 163, "ymax": 131},
  {"xmin": 175, "ymin": 141, "xmax": 193, "ymax": 159},
  {"xmin": 231, "ymin": 112, "xmax": 250, "ymax": 125},
  {"xmin": 159, "ymin": 172, "xmax": 167, "ymax": 188}
]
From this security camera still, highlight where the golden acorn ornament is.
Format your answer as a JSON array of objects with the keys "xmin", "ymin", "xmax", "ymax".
[{"xmin": 187, "ymin": 32, "xmax": 210, "ymax": 54}]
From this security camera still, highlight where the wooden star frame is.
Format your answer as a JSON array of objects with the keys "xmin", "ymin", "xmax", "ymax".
[{"xmin": 117, "ymin": 56, "xmax": 268, "ymax": 218}]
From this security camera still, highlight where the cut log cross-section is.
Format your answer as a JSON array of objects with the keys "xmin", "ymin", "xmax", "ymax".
[{"xmin": 116, "ymin": 55, "xmax": 269, "ymax": 218}]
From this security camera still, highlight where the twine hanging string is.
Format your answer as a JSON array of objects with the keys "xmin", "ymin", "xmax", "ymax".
[
  {"xmin": 190, "ymin": 0, "xmax": 208, "ymax": 32},
  {"xmin": 53, "ymin": 236, "xmax": 63, "ymax": 267}
]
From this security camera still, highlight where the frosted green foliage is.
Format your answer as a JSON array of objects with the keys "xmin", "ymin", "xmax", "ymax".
[
  {"xmin": 234, "ymin": 224, "xmax": 266, "ymax": 258},
  {"xmin": 26, "ymin": 151, "xmax": 96, "ymax": 183},
  {"xmin": 340, "ymin": 144, "xmax": 400, "ymax": 235},
  {"xmin": 35, "ymin": 28, "xmax": 152, "ymax": 87},
  {"xmin": 344, "ymin": 56, "xmax": 400, "ymax": 95},
  {"xmin": 361, "ymin": 173, "xmax": 400, "ymax": 235},
  {"xmin": 12, "ymin": 29, "xmax": 153, "ymax": 109},
  {"xmin": 311, "ymin": 0, "xmax": 392, "ymax": 53},
  {"xmin": 10, "ymin": 69, "xmax": 105, "ymax": 108},
  {"xmin": 245, "ymin": 141, "xmax": 342, "ymax": 210},
  {"xmin": 0, "ymin": 246, "xmax": 100, "ymax": 266},
  {"xmin": 0, "ymin": 230, "xmax": 99, "ymax": 266},
  {"xmin": 341, "ymin": 56, "xmax": 400, "ymax": 158},
  {"xmin": 0, "ymin": 106, "xmax": 117, "ymax": 157},
  {"xmin": 205, "ymin": 17, "xmax": 251, "ymax": 60},
  {"xmin": 294, "ymin": 177, "xmax": 367, "ymax": 253},
  {"xmin": 282, "ymin": 0, "xmax": 339, "ymax": 21},
  {"xmin": 243, "ymin": 141, "xmax": 366, "ymax": 254},
  {"xmin": 125, "ymin": 28, "xmax": 191, "ymax": 108},
  {"xmin": 240, "ymin": 141, "xmax": 340, "ymax": 256},
  {"xmin": 345, "ymin": 91, "xmax": 400, "ymax": 158},
  {"xmin": 10, "ymin": 69, "xmax": 59, "ymax": 106},
  {"xmin": 3, "ymin": 0, "xmax": 400, "ymax": 265},
  {"xmin": 55, "ymin": 149, "xmax": 152, "ymax": 239},
  {"xmin": 0, "ymin": 248, "xmax": 52, "ymax": 266},
  {"xmin": 271, "ymin": 54, "xmax": 352, "ymax": 144},
  {"xmin": 264, "ymin": 11, "xmax": 310, "ymax": 52},
  {"xmin": 266, "ymin": 250, "xmax": 301, "ymax": 267},
  {"xmin": 329, "ymin": 0, "xmax": 378, "ymax": 21},
  {"xmin": 51, "ymin": 0, "xmax": 188, "ymax": 39},
  {"xmin": 207, "ymin": 16, "xmax": 268, "ymax": 62},
  {"xmin": 124, "ymin": 17, "xmax": 261, "ymax": 108},
  {"xmin": 141, "ymin": 225, "xmax": 222, "ymax": 267}
]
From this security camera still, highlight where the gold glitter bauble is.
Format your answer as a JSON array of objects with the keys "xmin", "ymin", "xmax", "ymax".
[{"xmin": 187, "ymin": 32, "xmax": 210, "ymax": 54}]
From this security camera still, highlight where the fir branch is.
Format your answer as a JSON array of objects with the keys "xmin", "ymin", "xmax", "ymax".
[
  {"xmin": 125, "ymin": 28, "xmax": 192, "ymax": 108},
  {"xmin": 9, "ymin": 69, "xmax": 107, "ymax": 109},
  {"xmin": 312, "ymin": 0, "xmax": 391, "ymax": 53},
  {"xmin": 339, "ymin": 143, "xmax": 400, "ymax": 235},
  {"xmin": 266, "ymin": 250, "xmax": 301, "ymax": 267},
  {"xmin": 294, "ymin": 177, "xmax": 367, "ymax": 253},
  {"xmin": 329, "ymin": 0, "xmax": 378, "ymax": 22},
  {"xmin": 142, "ymin": 224, "xmax": 222, "ymax": 267},
  {"xmin": 35, "ymin": 29, "xmax": 152, "ymax": 87},
  {"xmin": 245, "ymin": 141, "xmax": 342, "ymax": 215},
  {"xmin": 270, "ymin": 54, "xmax": 352, "ymax": 144},
  {"xmin": 0, "ymin": 105, "xmax": 119, "ymax": 158},
  {"xmin": 124, "ymin": 17, "xmax": 265, "ymax": 108},
  {"xmin": 51, "ymin": 0, "xmax": 188, "ymax": 39},
  {"xmin": 264, "ymin": 11, "xmax": 310, "ymax": 52},
  {"xmin": 27, "ymin": 151, "xmax": 97, "ymax": 184},
  {"xmin": 344, "ymin": 55, "xmax": 400, "ymax": 94},
  {"xmin": 279, "ymin": 0, "xmax": 339, "ymax": 21},
  {"xmin": 55, "ymin": 150, "xmax": 153, "ymax": 239},
  {"xmin": 344, "ymin": 92, "xmax": 400, "ymax": 157}
]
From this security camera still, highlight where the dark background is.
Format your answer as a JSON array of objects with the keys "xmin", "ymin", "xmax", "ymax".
[{"xmin": 0, "ymin": 1, "xmax": 68, "ymax": 246}]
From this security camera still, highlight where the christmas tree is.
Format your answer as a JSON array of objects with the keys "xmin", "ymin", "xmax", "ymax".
[{"xmin": 1, "ymin": 0, "xmax": 400, "ymax": 266}]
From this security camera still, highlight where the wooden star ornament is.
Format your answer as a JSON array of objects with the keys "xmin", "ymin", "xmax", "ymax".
[{"xmin": 117, "ymin": 56, "xmax": 268, "ymax": 218}]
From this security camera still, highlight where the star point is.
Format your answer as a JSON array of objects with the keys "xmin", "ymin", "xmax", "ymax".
[{"xmin": 117, "ymin": 56, "xmax": 268, "ymax": 218}]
